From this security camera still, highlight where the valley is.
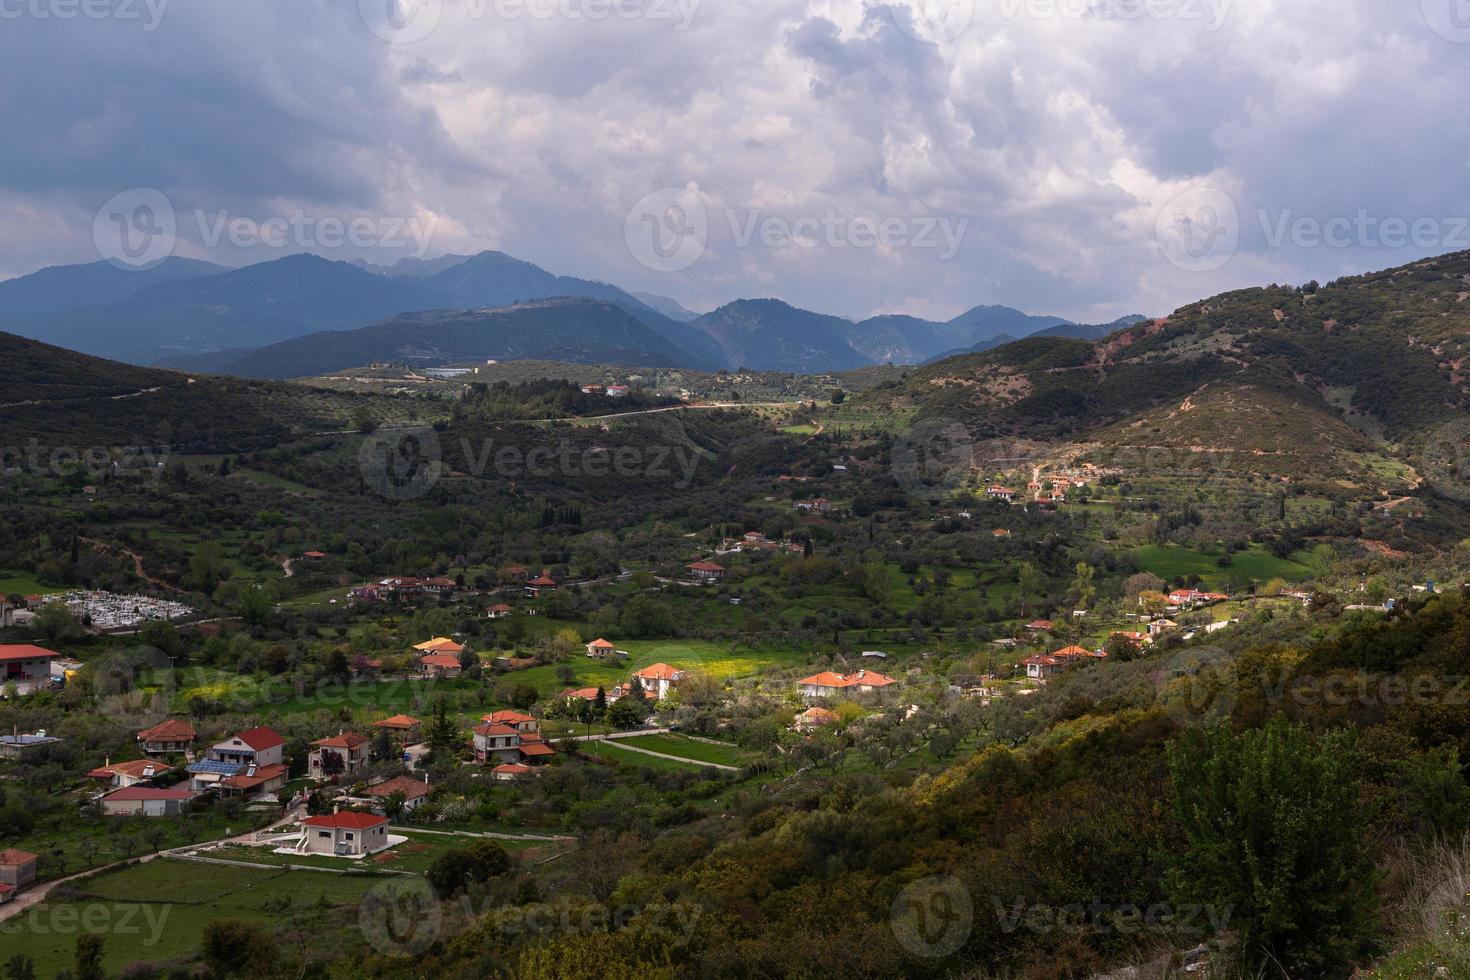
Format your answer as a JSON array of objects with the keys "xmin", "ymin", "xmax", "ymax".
[{"xmin": 2, "ymin": 250, "xmax": 1470, "ymax": 978}]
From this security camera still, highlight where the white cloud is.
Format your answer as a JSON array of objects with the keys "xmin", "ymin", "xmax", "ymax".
[{"xmin": 1, "ymin": 0, "xmax": 1467, "ymax": 324}]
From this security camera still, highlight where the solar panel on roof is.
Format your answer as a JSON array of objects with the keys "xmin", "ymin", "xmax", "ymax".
[{"xmin": 186, "ymin": 760, "xmax": 246, "ymax": 775}]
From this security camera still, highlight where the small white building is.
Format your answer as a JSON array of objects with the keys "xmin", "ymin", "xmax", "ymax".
[{"xmin": 300, "ymin": 812, "xmax": 391, "ymax": 856}]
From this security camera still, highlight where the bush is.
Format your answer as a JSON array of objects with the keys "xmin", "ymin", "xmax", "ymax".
[{"xmin": 1167, "ymin": 717, "xmax": 1379, "ymax": 976}]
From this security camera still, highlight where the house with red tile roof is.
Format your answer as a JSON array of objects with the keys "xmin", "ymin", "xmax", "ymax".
[
  {"xmin": 632, "ymin": 662, "xmax": 686, "ymax": 700},
  {"xmin": 1022, "ymin": 654, "xmax": 1064, "ymax": 680},
  {"xmin": 686, "ymin": 561, "xmax": 727, "ymax": 584},
  {"xmin": 88, "ymin": 759, "xmax": 173, "ymax": 790},
  {"xmin": 482, "ymin": 710, "xmax": 538, "ymax": 734},
  {"xmin": 0, "ymin": 849, "xmax": 38, "ymax": 896},
  {"xmin": 309, "ymin": 732, "xmax": 371, "ymax": 778},
  {"xmin": 492, "ymin": 763, "xmax": 536, "ymax": 781},
  {"xmin": 0, "ymin": 644, "xmax": 58, "ymax": 690},
  {"xmin": 525, "ymin": 571, "xmax": 557, "ymax": 598},
  {"xmin": 796, "ymin": 669, "xmax": 898, "ymax": 699},
  {"xmin": 419, "ymin": 653, "xmax": 464, "ymax": 677},
  {"xmin": 372, "ymin": 714, "xmax": 423, "ymax": 744},
  {"xmin": 487, "ymin": 603, "xmax": 514, "ymax": 620},
  {"xmin": 473, "ymin": 720, "xmax": 555, "ymax": 766},
  {"xmin": 208, "ymin": 726, "xmax": 285, "ymax": 767},
  {"xmin": 217, "ymin": 763, "xmax": 289, "ymax": 797},
  {"xmin": 366, "ymin": 774, "xmax": 432, "ymax": 813},
  {"xmin": 561, "ymin": 685, "xmax": 628, "ymax": 706},
  {"xmin": 585, "ymin": 637, "xmax": 618, "ymax": 658},
  {"xmin": 136, "ymin": 719, "xmax": 197, "ymax": 757},
  {"xmin": 301, "ymin": 811, "xmax": 391, "ymax": 856}
]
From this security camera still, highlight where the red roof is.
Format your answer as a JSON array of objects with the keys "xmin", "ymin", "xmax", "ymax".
[
  {"xmin": 221, "ymin": 763, "xmax": 287, "ymax": 790},
  {"xmin": 104, "ymin": 786, "xmax": 197, "ymax": 801},
  {"xmin": 233, "ymin": 727, "xmax": 284, "ymax": 751},
  {"xmin": 687, "ymin": 561, "xmax": 726, "ymax": 572},
  {"xmin": 312, "ymin": 732, "xmax": 369, "ymax": 749},
  {"xmin": 303, "ymin": 811, "xmax": 388, "ymax": 830},
  {"xmin": 562, "ymin": 687, "xmax": 600, "ymax": 700},
  {"xmin": 138, "ymin": 719, "xmax": 196, "ymax": 742},
  {"xmin": 797, "ymin": 669, "xmax": 897, "ymax": 689},
  {"xmin": 527, "ymin": 571, "xmax": 557, "ymax": 587},
  {"xmin": 518, "ymin": 742, "xmax": 555, "ymax": 758},
  {"xmin": 484, "ymin": 710, "xmax": 535, "ymax": 725},
  {"xmin": 587, "ymin": 638, "xmax": 616, "ymax": 650},
  {"xmin": 89, "ymin": 760, "xmax": 171, "ymax": 780},
  {"xmin": 797, "ymin": 670, "xmax": 851, "ymax": 689},
  {"xmin": 474, "ymin": 723, "xmax": 519, "ymax": 738},
  {"xmin": 373, "ymin": 714, "xmax": 421, "ymax": 729},
  {"xmin": 0, "ymin": 849, "xmax": 37, "ymax": 866},
  {"xmin": 493, "ymin": 763, "xmax": 534, "ymax": 775},
  {"xmin": 368, "ymin": 775, "xmax": 431, "ymax": 800},
  {"xmin": 0, "ymin": 644, "xmax": 57, "ymax": 663},
  {"xmin": 420, "ymin": 654, "xmax": 462, "ymax": 669},
  {"xmin": 303, "ymin": 551, "xmax": 328, "ymax": 558},
  {"xmin": 633, "ymin": 662, "xmax": 684, "ymax": 681}
]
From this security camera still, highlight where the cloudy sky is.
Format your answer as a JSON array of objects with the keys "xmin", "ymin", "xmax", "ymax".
[{"xmin": 3, "ymin": 0, "xmax": 1469, "ymax": 322}]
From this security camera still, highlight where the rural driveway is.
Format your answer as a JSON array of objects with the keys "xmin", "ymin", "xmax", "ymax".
[{"xmin": 0, "ymin": 802, "xmax": 304, "ymax": 923}]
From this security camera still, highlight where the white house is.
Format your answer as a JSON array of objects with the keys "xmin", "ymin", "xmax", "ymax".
[
  {"xmin": 796, "ymin": 669, "xmax": 897, "ymax": 699},
  {"xmin": 208, "ymin": 727, "xmax": 285, "ymax": 767},
  {"xmin": 632, "ymin": 663, "xmax": 686, "ymax": 700},
  {"xmin": 300, "ymin": 811, "xmax": 391, "ymax": 856}
]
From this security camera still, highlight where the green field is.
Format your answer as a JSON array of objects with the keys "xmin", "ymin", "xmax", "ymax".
[
  {"xmin": 1132, "ymin": 543, "xmax": 1315, "ymax": 588},
  {"xmin": 505, "ymin": 638, "xmax": 810, "ymax": 702},
  {"xmin": 0, "ymin": 858, "xmax": 393, "ymax": 977},
  {"xmin": 10, "ymin": 810, "xmax": 275, "ymax": 885},
  {"xmin": 617, "ymin": 733, "xmax": 750, "ymax": 767},
  {"xmin": 0, "ymin": 570, "xmax": 61, "ymax": 596},
  {"xmin": 577, "ymin": 739, "xmax": 709, "ymax": 772}
]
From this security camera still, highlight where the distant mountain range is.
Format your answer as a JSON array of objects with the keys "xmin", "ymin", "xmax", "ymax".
[
  {"xmin": 161, "ymin": 299, "xmax": 708, "ymax": 378},
  {"xmin": 920, "ymin": 315, "xmax": 1150, "ymax": 363},
  {"xmin": 0, "ymin": 249, "xmax": 1147, "ymax": 378}
]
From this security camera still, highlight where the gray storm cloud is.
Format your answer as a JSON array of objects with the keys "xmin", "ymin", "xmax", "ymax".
[{"xmin": 2, "ymin": 0, "xmax": 1468, "ymax": 323}]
